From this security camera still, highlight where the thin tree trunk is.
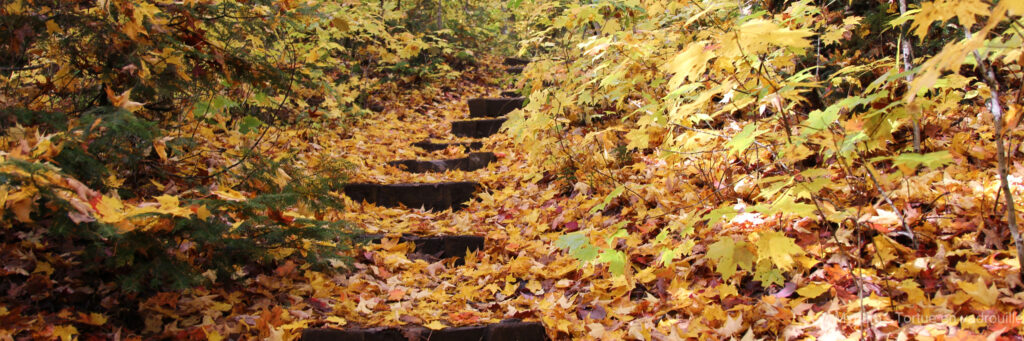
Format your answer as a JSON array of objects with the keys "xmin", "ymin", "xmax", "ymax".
[
  {"xmin": 968, "ymin": 27, "xmax": 1024, "ymax": 281},
  {"xmin": 436, "ymin": 0, "xmax": 443, "ymax": 31},
  {"xmin": 898, "ymin": 0, "xmax": 921, "ymax": 153}
]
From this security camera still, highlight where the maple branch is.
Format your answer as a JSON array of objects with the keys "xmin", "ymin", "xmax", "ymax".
[
  {"xmin": 856, "ymin": 147, "xmax": 917, "ymax": 249},
  {"xmin": 742, "ymin": 41, "xmax": 795, "ymax": 144},
  {"xmin": 823, "ymin": 120, "xmax": 916, "ymax": 251},
  {"xmin": 548, "ymin": 95, "xmax": 663, "ymax": 214},
  {"xmin": 805, "ymin": 193, "xmax": 876, "ymax": 335}
]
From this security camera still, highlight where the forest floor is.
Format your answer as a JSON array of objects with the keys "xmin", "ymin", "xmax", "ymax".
[
  {"xmin": 6, "ymin": 55, "xmax": 1024, "ymax": 341},
  {"xmin": 129, "ymin": 57, "xmax": 580, "ymax": 340}
]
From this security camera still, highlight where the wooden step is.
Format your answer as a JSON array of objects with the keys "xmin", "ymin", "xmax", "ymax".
[
  {"xmin": 506, "ymin": 66, "xmax": 524, "ymax": 74},
  {"xmin": 468, "ymin": 97, "xmax": 525, "ymax": 118},
  {"xmin": 343, "ymin": 182, "xmax": 478, "ymax": 211},
  {"xmin": 411, "ymin": 140, "xmax": 483, "ymax": 152},
  {"xmin": 361, "ymin": 234, "xmax": 485, "ymax": 261},
  {"xmin": 503, "ymin": 57, "xmax": 531, "ymax": 66},
  {"xmin": 500, "ymin": 90, "xmax": 519, "ymax": 98},
  {"xmin": 388, "ymin": 152, "xmax": 496, "ymax": 173},
  {"xmin": 451, "ymin": 118, "xmax": 507, "ymax": 138},
  {"xmin": 302, "ymin": 320, "xmax": 547, "ymax": 341}
]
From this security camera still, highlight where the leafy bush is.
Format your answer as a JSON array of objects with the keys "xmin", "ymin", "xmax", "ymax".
[{"xmin": 0, "ymin": 0, "xmax": 513, "ymax": 297}]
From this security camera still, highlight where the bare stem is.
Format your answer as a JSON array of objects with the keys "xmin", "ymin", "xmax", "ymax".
[{"xmin": 857, "ymin": 150, "xmax": 918, "ymax": 250}]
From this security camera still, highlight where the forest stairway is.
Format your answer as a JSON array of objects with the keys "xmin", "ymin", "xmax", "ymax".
[{"xmin": 302, "ymin": 58, "xmax": 548, "ymax": 340}]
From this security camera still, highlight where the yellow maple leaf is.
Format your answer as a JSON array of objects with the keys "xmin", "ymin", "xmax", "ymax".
[
  {"xmin": 957, "ymin": 278, "xmax": 1000, "ymax": 307},
  {"xmin": 33, "ymin": 261, "xmax": 54, "ymax": 276},
  {"xmin": 153, "ymin": 137, "xmax": 171, "ymax": 163},
  {"xmin": 707, "ymin": 237, "xmax": 755, "ymax": 278},
  {"xmin": 204, "ymin": 329, "xmax": 225, "ymax": 341},
  {"xmin": 424, "ymin": 320, "xmax": 448, "ymax": 330},
  {"xmin": 731, "ymin": 19, "xmax": 813, "ymax": 55},
  {"xmin": 664, "ymin": 41, "xmax": 713, "ymax": 88},
  {"xmin": 104, "ymin": 87, "xmax": 145, "ymax": 112},
  {"xmin": 900, "ymin": 279, "xmax": 927, "ymax": 304},
  {"xmin": 52, "ymin": 325, "xmax": 78, "ymax": 341},
  {"xmin": 754, "ymin": 231, "xmax": 804, "ymax": 271},
  {"xmin": 213, "ymin": 188, "xmax": 247, "ymax": 201},
  {"xmin": 93, "ymin": 195, "xmax": 140, "ymax": 233},
  {"xmin": 325, "ymin": 316, "xmax": 346, "ymax": 325},
  {"xmin": 104, "ymin": 174, "xmax": 126, "ymax": 188},
  {"xmin": 9, "ymin": 196, "xmax": 35, "ymax": 223},
  {"xmin": 718, "ymin": 284, "xmax": 739, "ymax": 299},
  {"xmin": 94, "ymin": 195, "xmax": 126, "ymax": 224},
  {"xmin": 955, "ymin": 261, "xmax": 990, "ymax": 278},
  {"xmin": 911, "ymin": 0, "xmax": 990, "ymax": 39},
  {"xmin": 86, "ymin": 312, "xmax": 108, "ymax": 326},
  {"xmin": 194, "ymin": 205, "xmax": 212, "ymax": 220},
  {"xmin": 797, "ymin": 282, "xmax": 831, "ymax": 298},
  {"xmin": 4, "ymin": 0, "xmax": 24, "ymax": 15},
  {"xmin": 155, "ymin": 194, "xmax": 191, "ymax": 217},
  {"xmin": 906, "ymin": 34, "xmax": 985, "ymax": 103}
]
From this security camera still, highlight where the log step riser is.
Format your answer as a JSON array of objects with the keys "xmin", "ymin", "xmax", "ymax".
[
  {"xmin": 360, "ymin": 234, "xmax": 484, "ymax": 261},
  {"xmin": 411, "ymin": 140, "xmax": 483, "ymax": 152},
  {"xmin": 451, "ymin": 118, "xmax": 507, "ymax": 138},
  {"xmin": 502, "ymin": 57, "xmax": 531, "ymax": 66},
  {"xmin": 388, "ymin": 152, "xmax": 496, "ymax": 173},
  {"xmin": 468, "ymin": 98, "xmax": 525, "ymax": 118},
  {"xmin": 343, "ymin": 182, "xmax": 478, "ymax": 211}
]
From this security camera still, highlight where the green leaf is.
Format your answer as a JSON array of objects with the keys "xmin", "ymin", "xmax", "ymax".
[
  {"xmin": 192, "ymin": 102, "xmax": 211, "ymax": 118},
  {"xmin": 704, "ymin": 205, "xmax": 737, "ymax": 227},
  {"xmin": 894, "ymin": 151, "xmax": 953, "ymax": 170},
  {"xmin": 212, "ymin": 96, "xmax": 238, "ymax": 111},
  {"xmin": 838, "ymin": 132, "xmax": 868, "ymax": 157},
  {"xmin": 727, "ymin": 123, "xmax": 763, "ymax": 156},
  {"xmin": 555, "ymin": 231, "xmax": 587, "ymax": 251},
  {"xmin": 753, "ymin": 260, "xmax": 785, "ymax": 286},
  {"xmin": 888, "ymin": 9, "xmax": 920, "ymax": 28},
  {"xmin": 802, "ymin": 108, "xmax": 838, "ymax": 135},
  {"xmin": 706, "ymin": 237, "xmax": 754, "ymax": 279},
  {"xmin": 238, "ymin": 116, "xmax": 263, "ymax": 134},
  {"xmin": 756, "ymin": 195, "xmax": 818, "ymax": 218},
  {"xmin": 654, "ymin": 229, "xmax": 670, "ymax": 243},
  {"xmin": 194, "ymin": 95, "xmax": 239, "ymax": 119},
  {"xmin": 590, "ymin": 185, "xmax": 625, "ymax": 214},
  {"xmin": 660, "ymin": 247, "xmax": 678, "ymax": 266},
  {"xmin": 573, "ymin": 245, "xmax": 599, "ymax": 263},
  {"xmin": 556, "ymin": 231, "xmax": 599, "ymax": 262},
  {"xmin": 598, "ymin": 249, "xmax": 627, "ymax": 275},
  {"xmin": 606, "ymin": 226, "xmax": 628, "ymax": 245}
]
